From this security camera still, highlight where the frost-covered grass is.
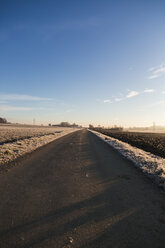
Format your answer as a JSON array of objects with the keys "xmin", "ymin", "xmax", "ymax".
[
  {"xmin": 0, "ymin": 124, "xmax": 69, "ymax": 144},
  {"xmin": 90, "ymin": 130, "xmax": 165, "ymax": 190},
  {"xmin": 0, "ymin": 126, "xmax": 79, "ymax": 166}
]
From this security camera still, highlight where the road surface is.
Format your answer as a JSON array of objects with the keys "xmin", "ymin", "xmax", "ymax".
[{"xmin": 0, "ymin": 129, "xmax": 164, "ymax": 248}]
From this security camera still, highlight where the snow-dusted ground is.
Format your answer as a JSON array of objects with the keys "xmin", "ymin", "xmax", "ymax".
[
  {"xmin": 0, "ymin": 128, "xmax": 79, "ymax": 166},
  {"xmin": 0, "ymin": 125, "xmax": 72, "ymax": 143},
  {"xmin": 90, "ymin": 130, "xmax": 165, "ymax": 190}
]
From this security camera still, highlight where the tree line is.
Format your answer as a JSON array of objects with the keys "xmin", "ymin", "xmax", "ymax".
[{"xmin": 0, "ymin": 117, "xmax": 7, "ymax": 124}]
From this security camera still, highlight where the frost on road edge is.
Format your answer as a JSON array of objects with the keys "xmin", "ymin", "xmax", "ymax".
[
  {"xmin": 90, "ymin": 130, "xmax": 165, "ymax": 190},
  {"xmin": 0, "ymin": 129, "xmax": 79, "ymax": 167}
]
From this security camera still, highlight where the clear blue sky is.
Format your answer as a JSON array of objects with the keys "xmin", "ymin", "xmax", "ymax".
[{"xmin": 0, "ymin": 0, "xmax": 165, "ymax": 127}]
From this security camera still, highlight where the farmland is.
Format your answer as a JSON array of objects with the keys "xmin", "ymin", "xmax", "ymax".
[
  {"xmin": 0, "ymin": 124, "xmax": 79, "ymax": 166},
  {"xmin": 91, "ymin": 128, "xmax": 165, "ymax": 158},
  {"xmin": 0, "ymin": 124, "xmax": 68, "ymax": 144}
]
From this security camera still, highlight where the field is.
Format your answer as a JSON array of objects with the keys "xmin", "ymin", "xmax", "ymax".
[
  {"xmin": 91, "ymin": 128, "xmax": 165, "ymax": 158},
  {"xmin": 0, "ymin": 124, "xmax": 79, "ymax": 166},
  {"xmin": 0, "ymin": 124, "xmax": 67, "ymax": 144}
]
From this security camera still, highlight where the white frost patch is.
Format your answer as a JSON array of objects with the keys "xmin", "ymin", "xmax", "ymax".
[
  {"xmin": 0, "ymin": 129, "xmax": 79, "ymax": 166},
  {"xmin": 90, "ymin": 130, "xmax": 165, "ymax": 190}
]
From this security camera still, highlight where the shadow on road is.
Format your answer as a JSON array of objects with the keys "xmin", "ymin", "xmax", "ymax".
[{"xmin": 0, "ymin": 182, "xmax": 139, "ymax": 248}]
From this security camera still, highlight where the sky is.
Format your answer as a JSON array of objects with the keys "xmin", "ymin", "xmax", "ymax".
[{"xmin": 0, "ymin": 0, "xmax": 165, "ymax": 127}]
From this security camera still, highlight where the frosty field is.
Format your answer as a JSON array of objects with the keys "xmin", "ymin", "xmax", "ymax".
[
  {"xmin": 0, "ymin": 124, "xmax": 79, "ymax": 168},
  {"xmin": 0, "ymin": 124, "xmax": 71, "ymax": 144}
]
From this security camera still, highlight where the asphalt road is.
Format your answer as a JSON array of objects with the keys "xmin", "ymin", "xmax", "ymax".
[{"xmin": 0, "ymin": 129, "xmax": 164, "ymax": 248}]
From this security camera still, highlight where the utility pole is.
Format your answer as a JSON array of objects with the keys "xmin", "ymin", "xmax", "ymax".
[
  {"xmin": 153, "ymin": 121, "xmax": 156, "ymax": 132},
  {"xmin": 33, "ymin": 118, "xmax": 35, "ymax": 126}
]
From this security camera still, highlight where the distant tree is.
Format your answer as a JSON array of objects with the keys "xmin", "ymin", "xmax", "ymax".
[
  {"xmin": 89, "ymin": 124, "xmax": 94, "ymax": 129},
  {"xmin": 109, "ymin": 126, "xmax": 123, "ymax": 132},
  {"xmin": 0, "ymin": 117, "xmax": 7, "ymax": 123},
  {"xmin": 60, "ymin": 122, "xmax": 71, "ymax": 127},
  {"xmin": 71, "ymin": 123, "xmax": 79, "ymax": 128}
]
